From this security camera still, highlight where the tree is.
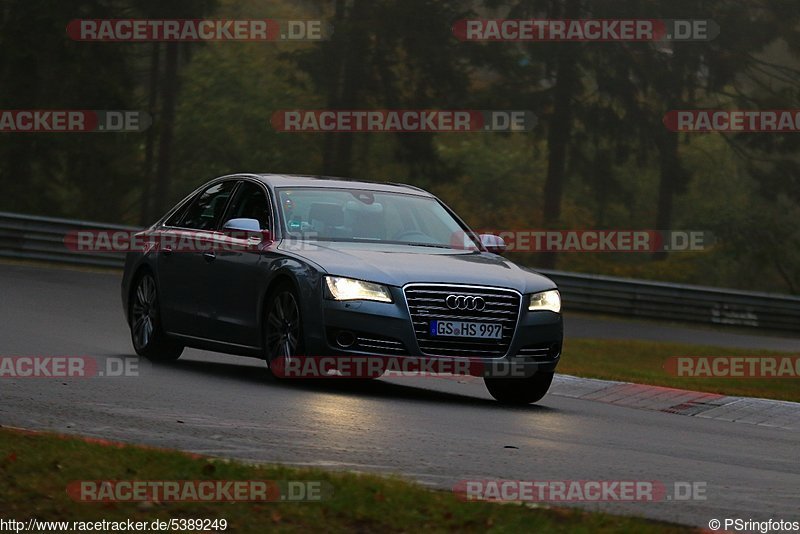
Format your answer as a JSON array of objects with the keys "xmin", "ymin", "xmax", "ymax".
[{"xmin": 288, "ymin": 0, "xmax": 474, "ymax": 183}]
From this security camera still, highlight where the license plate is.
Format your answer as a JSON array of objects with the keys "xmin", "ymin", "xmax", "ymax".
[{"xmin": 430, "ymin": 320, "xmax": 503, "ymax": 339}]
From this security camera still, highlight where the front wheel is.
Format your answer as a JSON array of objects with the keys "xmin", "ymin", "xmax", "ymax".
[
  {"xmin": 484, "ymin": 372, "xmax": 554, "ymax": 405},
  {"xmin": 264, "ymin": 284, "xmax": 304, "ymax": 376},
  {"xmin": 129, "ymin": 273, "xmax": 183, "ymax": 361}
]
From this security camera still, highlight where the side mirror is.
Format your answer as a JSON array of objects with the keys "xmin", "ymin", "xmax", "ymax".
[
  {"xmin": 223, "ymin": 218, "xmax": 260, "ymax": 232},
  {"xmin": 480, "ymin": 233, "xmax": 507, "ymax": 254},
  {"xmin": 222, "ymin": 218, "xmax": 272, "ymax": 243}
]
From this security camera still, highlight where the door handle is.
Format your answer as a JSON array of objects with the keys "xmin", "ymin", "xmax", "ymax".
[
  {"xmin": 163, "ymin": 246, "xmax": 173, "ymax": 256},
  {"xmin": 203, "ymin": 251, "xmax": 216, "ymax": 262}
]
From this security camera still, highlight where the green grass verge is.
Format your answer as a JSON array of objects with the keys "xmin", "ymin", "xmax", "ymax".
[
  {"xmin": 561, "ymin": 338, "xmax": 799, "ymax": 402},
  {"xmin": 0, "ymin": 428, "xmax": 693, "ymax": 533}
]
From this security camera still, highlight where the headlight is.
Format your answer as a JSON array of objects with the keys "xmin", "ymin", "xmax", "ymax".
[
  {"xmin": 528, "ymin": 290, "xmax": 561, "ymax": 313},
  {"xmin": 324, "ymin": 276, "xmax": 393, "ymax": 303}
]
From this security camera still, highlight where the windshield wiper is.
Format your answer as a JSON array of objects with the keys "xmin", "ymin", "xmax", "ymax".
[{"xmin": 396, "ymin": 242, "xmax": 456, "ymax": 249}]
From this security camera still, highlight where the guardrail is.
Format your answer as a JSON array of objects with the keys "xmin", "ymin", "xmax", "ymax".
[
  {"xmin": 0, "ymin": 211, "xmax": 137, "ymax": 269},
  {"xmin": 2, "ymin": 211, "xmax": 799, "ymax": 332},
  {"xmin": 538, "ymin": 270, "xmax": 800, "ymax": 333}
]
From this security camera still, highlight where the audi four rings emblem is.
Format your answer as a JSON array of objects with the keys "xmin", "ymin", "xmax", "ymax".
[{"xmin": 445, "ymin": 294, "xmax": 486, "ymax": 311}]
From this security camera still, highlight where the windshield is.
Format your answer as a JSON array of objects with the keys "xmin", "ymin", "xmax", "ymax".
[{"xmin": 277, "ymin": 187, "xmax": 477, "ymax": 249}]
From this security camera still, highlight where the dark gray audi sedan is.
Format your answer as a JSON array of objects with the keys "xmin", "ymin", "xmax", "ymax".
[{"xmin": 121, "ymin": 174, "xmax": 563, "ymax": 404}]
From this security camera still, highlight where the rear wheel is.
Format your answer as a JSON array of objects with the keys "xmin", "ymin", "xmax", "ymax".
[
  {"xmin": 484, "ymin": 372, "xmax": 553, "ymax": 405},
  {"xmin": 129, "ymin": 273, "xmax": 183, "ymax": 361},
  {"xmin": 264, "ymin": 284, "xmax": 304, "ymax": 376}
]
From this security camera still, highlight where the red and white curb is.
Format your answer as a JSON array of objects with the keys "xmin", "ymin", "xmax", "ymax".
[
  {"xmin": 551, "ymin": 374, "xmax": 800, "ymax": 430},
  {"xmin": 415, "ymin": 373, "xmax": 800, "ymax": 430}
]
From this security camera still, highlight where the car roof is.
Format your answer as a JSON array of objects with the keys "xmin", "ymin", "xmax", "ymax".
[{"xmin": 237, "ymin": 173, "xmax": 433, "ymax": 196}]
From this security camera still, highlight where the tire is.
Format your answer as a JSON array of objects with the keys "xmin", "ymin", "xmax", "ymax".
[
  {"xmin": 484, "ymin": 372, "xmax": 554, "ymax": 405},
  {"xmin": 129, "ymin": 272, "xmax": 183, "ymax": 361},
  {"xmin": 264, "ymin": 283, "xmax": 305, "ymax": 376}
]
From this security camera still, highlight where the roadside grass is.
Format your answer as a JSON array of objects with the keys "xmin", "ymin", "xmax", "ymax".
[
  {"xmin": 0, "ymin": 428, "xmax": 694, "ymax": 533},
  {"xmin": 561, "ymin": 338, "xmax": 799, "ymax": 403}
]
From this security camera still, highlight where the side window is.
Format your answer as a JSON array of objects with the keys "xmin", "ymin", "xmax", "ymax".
[
  {"xmin": 164, "ymin": 199, "xmax": 192, "ymax": 227},
  {"xmin": 178, "ymin": 181, "xmax": 237, "ymax": 231},
  {"xmin": 223, "ymin": 182, "xmax": 271, "ymax": 230}
]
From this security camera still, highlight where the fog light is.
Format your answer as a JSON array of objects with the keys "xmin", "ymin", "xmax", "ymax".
[{"xmin": 335, "ymin": 331, "xmax": 356, "ymax": 348}]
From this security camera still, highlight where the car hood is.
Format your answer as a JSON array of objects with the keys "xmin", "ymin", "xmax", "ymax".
[{"xmin": 279, "ymin": 241, "xmax": 556, "ymax": 294}]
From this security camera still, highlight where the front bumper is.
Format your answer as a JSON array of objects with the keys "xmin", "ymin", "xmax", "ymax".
[{"xmin": 312, "ymin": 285, "xmax": 563, "ymax": 378}]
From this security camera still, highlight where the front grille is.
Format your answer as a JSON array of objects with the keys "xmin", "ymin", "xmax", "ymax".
[{"xmin": 404, "ymin": 285, "xmax": 521, "ymax": 358}]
